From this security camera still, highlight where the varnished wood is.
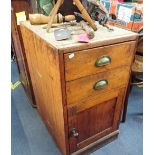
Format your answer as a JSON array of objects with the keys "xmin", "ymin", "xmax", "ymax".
[
  {"xmin": 73, "ymin": 98, "xmax": 116, "ymax": 143},
  {"xmin": 122, "ymin": 36, "xmax": 142, "ymax": 122},
  {"xmin": 64, "ymin": 41, "xmax": 136, "ymax": 81},
  {"xmin": 58, "ymin": 52, "xmax": 70, "ymax": 155},
  {"xmin": 20, "ymin": 26, "xmax": 68, "ymax": 155},
  {"xmin": 71, "ymin": 130, "xmax": 119, "ymax": 155},
  {"xmin": 68, "ymin": 87, "xmax": 127, "ymax": 153},
  {"xmin": 11, "ymin": 8, "xmax": 36, "ymax": 106},
  {"xmin": 66, "ymin": 66, "xmax": 130, "ymax": 105},
  {"xmin": 68, "ymin": 88, "xmax": 119, "ymax": 116},
  {"xmin": 122, "ymin": 77, "xmax": 132, "ymax": 123},
  {"xmin": 11, "ymin": 0, "xmax": 32, "ymax": 19},
  {"xmin": 22, "ymin": 21, "xmax": 138, "ymax": 53},
  {"xmin": 20, "ymin": 21, "xmax": 138, "ymax": 155}
]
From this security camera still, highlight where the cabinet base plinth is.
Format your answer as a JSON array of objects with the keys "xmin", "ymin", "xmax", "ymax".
[{"xmin": 71, "ymin": 130, "xmax": 119, "ymax": 155}]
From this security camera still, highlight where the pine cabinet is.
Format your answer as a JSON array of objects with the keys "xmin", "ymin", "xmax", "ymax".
[{"xmin": 20, "ymin": 21, "xmax": 138, "ymax": 155}]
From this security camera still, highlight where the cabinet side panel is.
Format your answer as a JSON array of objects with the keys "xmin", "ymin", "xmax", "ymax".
[{"xmin": 20, "ymin": 25, "xmax": 67, "ymax": 155}]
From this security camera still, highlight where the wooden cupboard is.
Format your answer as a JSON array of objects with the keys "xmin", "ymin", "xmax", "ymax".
[
  {"xmin": 11, "ymin": 0, "xmax": 36, "ymax": 106},
  {"xmin": 20, "ymin": 21, "xmax": 138, "ymax": 155}
]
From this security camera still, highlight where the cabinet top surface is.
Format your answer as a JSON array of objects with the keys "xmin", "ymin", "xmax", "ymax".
[{"xmin": 21, "ymin": 21, "xmax": 138, "ymax": 52}]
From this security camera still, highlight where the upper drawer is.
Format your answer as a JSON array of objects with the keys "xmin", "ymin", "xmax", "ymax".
[{"xmin": 64, "ymin": 41, "xmax": 136, "ymax": 81}]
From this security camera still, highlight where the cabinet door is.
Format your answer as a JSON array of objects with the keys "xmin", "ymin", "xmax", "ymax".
[{"xmin": 68, "ymin": 87, "xmax": 126, "ymax": 153}]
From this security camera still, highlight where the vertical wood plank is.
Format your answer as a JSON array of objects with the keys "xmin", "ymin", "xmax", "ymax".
[{"xmin": 20, "ymin": 25, "xmax": 68, "ymax": 155}]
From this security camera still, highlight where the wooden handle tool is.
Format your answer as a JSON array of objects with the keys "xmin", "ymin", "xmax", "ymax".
[
  {"xmin": 80, "ymin": 20, "xmax": 95, "ymax": 39},
  {"xmin": 73, "ymin": 0, "xmax": 97, "ymax": 31},
  {"xmin": 29, "ymin": 14, "xmax": 49, "ymax": 24},
  {"xmin": 29, "ymin": 13, "xmax": 75, "ymax": 25},
  {"xmin": 65, "ymin": 15, "xmax": 76, "ymax": 22},
  {"xmin": 93, "ymin": 0, "xmax": 109, "ymax": 14},
  {"xmin": 46, "ymin": 0, "xmax": 64, "ymax": 32}
]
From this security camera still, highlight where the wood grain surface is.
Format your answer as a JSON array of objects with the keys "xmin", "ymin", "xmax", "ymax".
[
  {"xmin": 67, "ymin": 88, "xmax": 119, "ymax": 116},
  {"xmin": 11, "ymin": 0, "xmax": 32, "ymax": 19},
  {"xmin": 21, "ymin": 21, "xmax": 138, "ymax": 53},
  {"xmin": 64, "ymin": 41, "xmax": 136, "ymax": 81},
  {"xmin": 11, "ymin": 8, "xmax": 36, "ymax": 106},
  {"xmin": 20, "ymin": 25, "xmax": 68, "ymax": 155},
  {"xmin": 20, "ymin": 20, "xmax": 138, "ymax": 155},
  {"xmin": 66, "ymin": 66, "xmax": 130, "ymax": 105},
  {"xmin": 68, "ymin": 87, "xmax": 127, "ymax": 153}
]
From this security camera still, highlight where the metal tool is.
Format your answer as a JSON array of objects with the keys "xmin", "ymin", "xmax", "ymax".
[
  {"xmin": 46, "ymin": 0, "xmax": 97, "ymax": 32},
  {"xmin": 74, "ymin": 12, "xmax": 95, "ymax": 39},
  {"xmin": 80, "ymin": 20, "xmax": 95, "ymax": 39},
  {"xmin": 54, "ymin": 28, "xmax": 71, "ymax": 41},
  {"xmin": 82, "ymin": 0, "xmax": 114, "ymax": 32},
  {"xmin": 103, "ymin": 24, "xmax": 114, "ymax": 32},
  {"xmin": 42, "ymin": 20, "xmax": 77, "ymax": 29},
  {"xmin": 82, "ymin": 0, "xmax": 109, "ymax": 25}
]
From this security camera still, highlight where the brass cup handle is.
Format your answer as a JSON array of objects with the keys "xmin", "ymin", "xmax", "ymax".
[
  {"xmin": 94, "ymin": 80, "xmax": 108, "ymax": 90},
  {"xmin": 95, "ymin": 55, "xmax": 111, "ymax": 67}
]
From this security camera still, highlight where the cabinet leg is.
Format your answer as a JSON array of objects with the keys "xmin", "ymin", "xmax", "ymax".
[{"xmin": 122, "ymin": 77, "xmax": 132, "ymax": 123}]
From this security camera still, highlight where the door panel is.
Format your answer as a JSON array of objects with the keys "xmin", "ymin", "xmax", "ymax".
[
  {"xmin": 77, "ymin": 98, "xmax": 116, "ymax": 142},
  {"xmin": 68, "ymin": 87, "xmax": 126, "ymax": 153}
]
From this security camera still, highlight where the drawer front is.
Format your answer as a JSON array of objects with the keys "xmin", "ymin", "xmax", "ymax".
[
  {"xmin": 66, "ymin": 66, "xmax": 130, "ymax": 105},
  {"xmin": 64, "ymin": 41, "xmax": 136, "ymax": 81},
  {"xmin": 68, "ymin": 87, "xmax": 126, "ymax": 153}
]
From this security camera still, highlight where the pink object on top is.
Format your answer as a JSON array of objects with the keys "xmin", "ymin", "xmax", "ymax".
[{"xmin": 77, "ymin": 33, "xmax": 90, "ymax": 43}]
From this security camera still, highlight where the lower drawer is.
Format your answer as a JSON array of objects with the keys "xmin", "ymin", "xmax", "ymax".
[{"xmin": 66, "ymin": 66, "xmax": 130, "ymax": 105}]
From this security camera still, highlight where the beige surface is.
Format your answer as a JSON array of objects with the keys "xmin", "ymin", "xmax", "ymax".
[{"xmin": 21, "ymin": 21, "xmax": 137, "ymax": 52}]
